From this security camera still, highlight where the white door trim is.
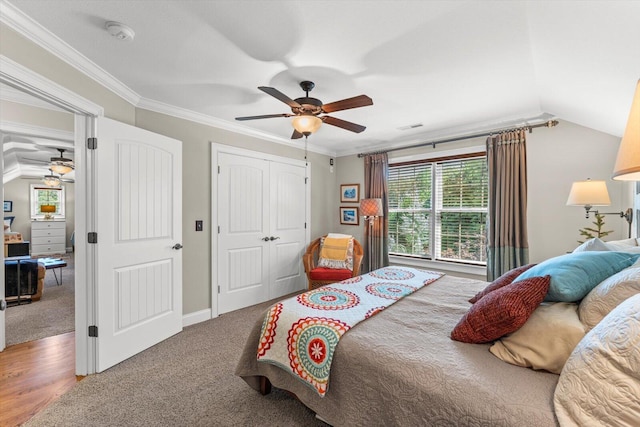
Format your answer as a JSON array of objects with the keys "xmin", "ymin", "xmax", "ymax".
[
  {"xmin": 210, "ymin": 143, "xmax": 311, "ymax": 319},
  {"xmin": 0, "ymin": 54, "xmax": 102, "ymax": 375}
]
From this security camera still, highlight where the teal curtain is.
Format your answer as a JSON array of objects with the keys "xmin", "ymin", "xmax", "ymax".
[{"xmin": 486, "ymin": 130, "xmax": 529, "ymax": 281}]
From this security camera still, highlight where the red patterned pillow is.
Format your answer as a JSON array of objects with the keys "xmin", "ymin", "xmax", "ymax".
[
  {"xmin": 469, "ymin": 264, "xmax": 537, "ymax": 304},
  {"xmin": 451, "ymin": 276, "xmax": 550, "ymax": 344}
]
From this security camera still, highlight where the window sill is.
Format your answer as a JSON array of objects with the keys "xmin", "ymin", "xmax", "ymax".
[{"xmin": 389, "ymin": 255, "xmax": 487, "ymax": 279}]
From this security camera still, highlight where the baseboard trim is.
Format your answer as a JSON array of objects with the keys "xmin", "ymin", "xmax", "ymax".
[{"xmin": 182, "ymin": 308, "xmax": 212, "ymax": 328}]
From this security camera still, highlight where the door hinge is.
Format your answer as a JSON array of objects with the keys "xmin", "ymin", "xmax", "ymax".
[
  {"xmin": 88, "ymin": 232, "xmax": 98, "ymax": 244},
  {"xmin": 304, "ymin": 222, "xmax": 307, "ymax": 229},
  {"xmin": 305, "ymin": 177, "xmax": 308, "ymax": 184},
  {"xmin": 218, "ymin": 226, "xmax": 220, "ymax": 234},
  {"xmin": 218, "ymin": 165, "xmax": 220, "ymax": 174},
  {"xmin": 218, "ymin": 286, "xmax": 220, "ymax": 294},
  {"xmin": 88, "ymin": 325, "xmax": 98, "ymax": 337},
  {"xmin": 87, "ymin": 137, "xmax": 97, "ymax": 149}
]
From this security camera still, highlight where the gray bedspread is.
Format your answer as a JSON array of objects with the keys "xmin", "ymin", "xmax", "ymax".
[{"xmin": 236, "ymin": 274, "xmax": 559, "ymax": 426}]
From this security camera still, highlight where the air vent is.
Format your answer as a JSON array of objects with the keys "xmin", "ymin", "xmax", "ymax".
[{"xmin": 398, "ymin": 123, "xmax": 424, "ymax": 131}]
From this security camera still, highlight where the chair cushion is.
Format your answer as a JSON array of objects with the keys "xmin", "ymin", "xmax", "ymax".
[{"xmin": 309, "ymin": 267, "xmax": 353, "ymax": 281}]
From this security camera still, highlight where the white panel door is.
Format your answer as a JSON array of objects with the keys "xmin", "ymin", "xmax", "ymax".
[
  {"xmin": 217, "ymin": 152, "xmax": 270, "ymax": 314},
  {"xmin": 95, "ymin": 117, "xmax": 182, "ymax": 372},
  {"xmin": 0, "ymin": 144, "xmax": 4, "ymax": 351},
  {"xmin": 269, "ymin": 161, "xmax": 307, "ymax": 299}
]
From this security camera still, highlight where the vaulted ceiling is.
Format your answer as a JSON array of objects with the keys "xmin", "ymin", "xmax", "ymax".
[{"xmin": 3, "ymin": 0, "xmax": 640, "ymax": 156}]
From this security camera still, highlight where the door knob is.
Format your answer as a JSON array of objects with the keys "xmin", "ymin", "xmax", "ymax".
[
  {"xmin": 172, "ymin": 243, "xmax": 183, "ymax": 250},
  {"xmin": 269, "ymin": 236, "xmax": 280, "ymax": 241},
  {"xmin": 262, "ymin": 237, "xmax": 270, "ymax": 241},
  {"xmin": 0, "ymin": 299, "xmax": 6, "ymax": 311}
]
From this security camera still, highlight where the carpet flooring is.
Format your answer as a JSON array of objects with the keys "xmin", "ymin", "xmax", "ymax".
[
  {"xmin": 24, "ymin": 296, "xmax": 329, "ymax": 427},
  {"xmin": 5, "ymin": 254, "xmax": 74, "ymax": 346}
]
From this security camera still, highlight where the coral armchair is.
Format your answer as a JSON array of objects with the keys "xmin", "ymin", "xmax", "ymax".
[{"xmin": 303, "ymin": 235, "xmax": 363, "ymax": 290}]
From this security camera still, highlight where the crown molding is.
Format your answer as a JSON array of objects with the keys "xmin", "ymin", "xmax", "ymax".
[
  {"xmin": 137, "ymin": 97, "xmax": 336, "ymax": 157},
  {"xmin": 0, "ymin": 0, "xmax": 140, "ymax": 106},
  {"xmin": 0, "ymin": 120, "xmax": 74, "ymax": 142},
  {"xmin": 0, "ymin": 83, "xmax": 68, "ymax": 112}
]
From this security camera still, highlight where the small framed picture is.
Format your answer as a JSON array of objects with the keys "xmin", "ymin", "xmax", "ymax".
[
  {"xmin": 340, "ymin": 184, "xmax": 360, "ymax": 203},
  {"xmin": 340, "ymin": 207, "xmax": 359, "ymax": 225},
  {"xmin": 3, "ymin": 200, "xmax": 12, "ymax": 212}
]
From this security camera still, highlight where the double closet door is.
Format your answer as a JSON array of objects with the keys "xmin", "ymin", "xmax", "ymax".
[{"xmin": 216, "ymin": 150, "xmax": 308, "ymax": 314}]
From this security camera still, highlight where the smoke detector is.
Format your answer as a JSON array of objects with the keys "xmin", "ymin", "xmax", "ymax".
[{"xmin": 105, "ymin": 21, "xmax": 135, "ymax": 41}]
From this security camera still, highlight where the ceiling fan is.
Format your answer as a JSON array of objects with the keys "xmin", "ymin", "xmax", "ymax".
[
  {"xmin": 235, "ymin": 81, "xmax": 373, "ymax": 139},
  {"xmin": 23, "ymin": 148, "xmax": 75, "ymax": 174}
]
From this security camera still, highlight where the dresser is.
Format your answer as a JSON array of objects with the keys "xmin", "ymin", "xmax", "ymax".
[{"xmin": 31, "ymin": 220, "xmax": 66, "ymax": 256}]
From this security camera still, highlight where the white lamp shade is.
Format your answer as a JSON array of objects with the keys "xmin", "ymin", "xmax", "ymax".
[
  {"xmin": 566, "ymin": 179, "xmax": 611, "ymax": 206},
  {"xmin": 360, "ymin": 198, "xmax": 384, "ymax": 217},
  {"xmin": 42, "ymin": 174, "xmax": 61, "ymax": 187},
  {"xmin": 292, "ymin": 115, "xmax": 322, "ymax": 135},
  {"xmin": 613, "ymin": 79, "xmax": 640, "ymax": 180},
  {"xmin": 50, "ymin": 162, "xmax": 73, "ymax": 175}
]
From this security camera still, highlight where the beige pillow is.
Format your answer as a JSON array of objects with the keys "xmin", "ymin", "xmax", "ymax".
[
  {"xmin": 554, "ymin": 294, "xmax": 640, "ymax": 426},
  {"xmin": 489, "ymin": 302, "xmax": 585, "ymax": 374},
  {"xmin": 579, "ymin": 266, "xmax": 640, "ymax": 331}
]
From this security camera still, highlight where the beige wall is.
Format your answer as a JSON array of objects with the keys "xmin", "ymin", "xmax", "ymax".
[
  {"xmin": 0, "ymin": 100, "xmax": 74, "ymax": 131},
  {"xmin": 334, "ymin": 119, "xmax": 631, "ymax": 267},
  {"xmin": 135, "ymin": 109, "xmax": 335, "ymax": 313},
  {"xmin": 1, "ymin": 22, "xmax": 337, "ymax": 316},
  {"xmin": 3, "ymin": 179, "xmax": 75, "ymax": 250}
]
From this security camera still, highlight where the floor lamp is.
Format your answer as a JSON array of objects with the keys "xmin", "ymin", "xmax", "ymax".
[{"xmin": 360, "ymin": 198, "xmax": 384, "ymax": 272}]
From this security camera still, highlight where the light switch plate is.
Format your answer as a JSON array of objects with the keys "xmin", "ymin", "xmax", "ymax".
[{"xmin": 195, "ymin": 220, "xmax": 203, "ymax": 231}]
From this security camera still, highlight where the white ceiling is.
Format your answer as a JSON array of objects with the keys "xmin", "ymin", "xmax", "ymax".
[{"xmin": 4, "ymin": 0, "xmax": 640, "ymax": 156}]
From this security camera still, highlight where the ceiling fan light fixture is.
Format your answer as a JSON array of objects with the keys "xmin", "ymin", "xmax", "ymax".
[
  {"xmin": 292, "ymin": 115, "xmax": 322, "ymax": 136},
  {"xmin": 43, "ymin": 173, "xmax": 61, "ymax": 187},
  {"xmin": 50, "ymin": 161, "xmax": 74, "ymax": 175}
]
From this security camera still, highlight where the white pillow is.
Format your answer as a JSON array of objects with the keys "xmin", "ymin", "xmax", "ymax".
[
  {"xmin": 489, "ymin": 302, "xmax": 585, "ymax": 374},
  {"xmin": 554, "ymin": 294, "xmax": 640, "ymax": 426},
  {"xmin": 3, "ymin": 218, "xmax": 11, "ymax": 232},
  {"xmin": 604, "ymin": 237, "xmax": 638, "ymax": 251},
  {"xmin": 579, "ymin": 266, "xmax": 640, "ymax": 331},
  {"xmin": 572, "ymin": 238, "xmax": 609, "ymax": 252}
]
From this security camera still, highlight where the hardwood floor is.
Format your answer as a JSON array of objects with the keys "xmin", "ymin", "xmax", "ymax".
[{"xmin": 0, "ymin": 332, "xmax": 81, "ymax": 426}]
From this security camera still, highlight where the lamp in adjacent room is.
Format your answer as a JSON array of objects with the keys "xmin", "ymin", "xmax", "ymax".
[
  {"xmin": 566, "ymin": 178, "xmax": 633, "ymax": 237},
  {"xmin": 40, "ymin": 204, "xmax": 56, "ymax": 220},
  {"xmin": 360, "ymin": 198, "xmax": 384, "ymax": 272},
  {"xmin": 612, "ymin": 79, "xmax": 640, "ymax": 181}
]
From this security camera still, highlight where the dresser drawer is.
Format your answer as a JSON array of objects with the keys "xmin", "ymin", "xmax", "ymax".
[
  {"xmin": 32, "ymin": 235, "xmax": 65, "ymax": 245},
  {"xmin": 32, "ymin": 228, "xmax": 66, "ymax": 238},
  {"xmin": 32, "ymin": 221, "xmax": 66, "ymax": 230},
  {"xmin": 32, "ymin": 243, "xmax": 65, "ymax": 255}
]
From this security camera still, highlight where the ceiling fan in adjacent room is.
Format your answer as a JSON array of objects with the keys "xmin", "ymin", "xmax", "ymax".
[{"xmin": 235, "ymin": 81, "xmax": 373, "ymax": 139}]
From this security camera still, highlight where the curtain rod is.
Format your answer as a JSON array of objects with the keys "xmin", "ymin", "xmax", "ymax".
[{"xmin": 357, "ymin": 119, "xmax": 559, "ymax": 158}]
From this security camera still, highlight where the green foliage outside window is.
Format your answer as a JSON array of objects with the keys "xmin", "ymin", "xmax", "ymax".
[{"xmin": 389, "ymin": 156, "xmax": 488, "ymax": 264}]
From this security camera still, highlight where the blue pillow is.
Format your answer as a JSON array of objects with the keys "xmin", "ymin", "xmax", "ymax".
[{"xmin": 515, "ymin": 252, "xmax": 640, "ymax": 302}]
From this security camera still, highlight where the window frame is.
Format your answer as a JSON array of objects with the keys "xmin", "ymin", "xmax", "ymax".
[
  {"xmin": 30, "ymin": 184, "xmax": 66, "ymax": 220},
  {"xmin": 389, "ymin": 150, "xmax": 487, "ymax": 267}
]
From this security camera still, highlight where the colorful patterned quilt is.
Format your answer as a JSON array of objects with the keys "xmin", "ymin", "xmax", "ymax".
[{"xmin": 256, "ymin": 266, "xmax": 444, "ymax": 396}]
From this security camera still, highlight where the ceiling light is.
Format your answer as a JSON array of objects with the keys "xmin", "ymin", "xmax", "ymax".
[
  {"xmin": 292, "ymin": 115, "xmax": 322, "ymax": 136},
  {"xmin": 105, "ymin": 21, "xmax": 135, "ymax": 42},
  {"xmin": 50, "ymin": 148, "xmax": 74, "ymax": 175},
  {"xmin": 43, "ymin": 172, "xmax": 61, "ymax": 187}
]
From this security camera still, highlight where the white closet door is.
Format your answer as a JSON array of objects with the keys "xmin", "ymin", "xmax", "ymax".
[
  {"xmin": 269, "ymin": 160, "xmax": 307, "ymax": 299},
  {"xmin": 217, "ymin": 152, "xmax": 270, "ymax": 314}
]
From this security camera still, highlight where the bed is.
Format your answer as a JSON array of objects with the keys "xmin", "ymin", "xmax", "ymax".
[
  {"xmin": 236, "ymin": 247, "xmax": 640, "ymax": 427},
  {"xmin": 236, "ymin": 268, "xmax": 559, "ymax": 426}
]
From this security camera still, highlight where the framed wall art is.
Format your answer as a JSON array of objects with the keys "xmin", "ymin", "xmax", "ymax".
[
  {"xmin": 340, "ymin": 206, "xmax": 359, "ymax": 225},
  {"xmin": 340, "ymin": 184, "xmax": 360, "ymax": 203},
  {"xmin": 3, "ymin": 200, "xmax": 12, "ymax": 212}
]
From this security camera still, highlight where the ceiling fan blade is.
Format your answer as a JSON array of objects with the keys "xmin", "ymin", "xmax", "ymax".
[
  {"xmin": 235, "ymin": 113, "xmax": 292, "ymax": 121},
  {"xmin": 258, "ymin": 86, "xmax": 302, "ymax": 109},
  {"xmin": 322, "ymin": 116, "xmax": 366, "ymax": 133},
  {"xmin": 291, "ymin": 130, "xmax": 304, "ymax": 139},
  {"xmin": 321, "ymin": 95, "xmax": 373, "ymax": 113}
]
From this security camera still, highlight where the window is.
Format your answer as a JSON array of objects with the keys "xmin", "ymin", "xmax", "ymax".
[
  {"xmin": 31, "ymin": 185, "xmax": 65, "ymax": 219},
  {"xmin": 388, "ymin": 154, "xmax": 488, "ymax": 265}
]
